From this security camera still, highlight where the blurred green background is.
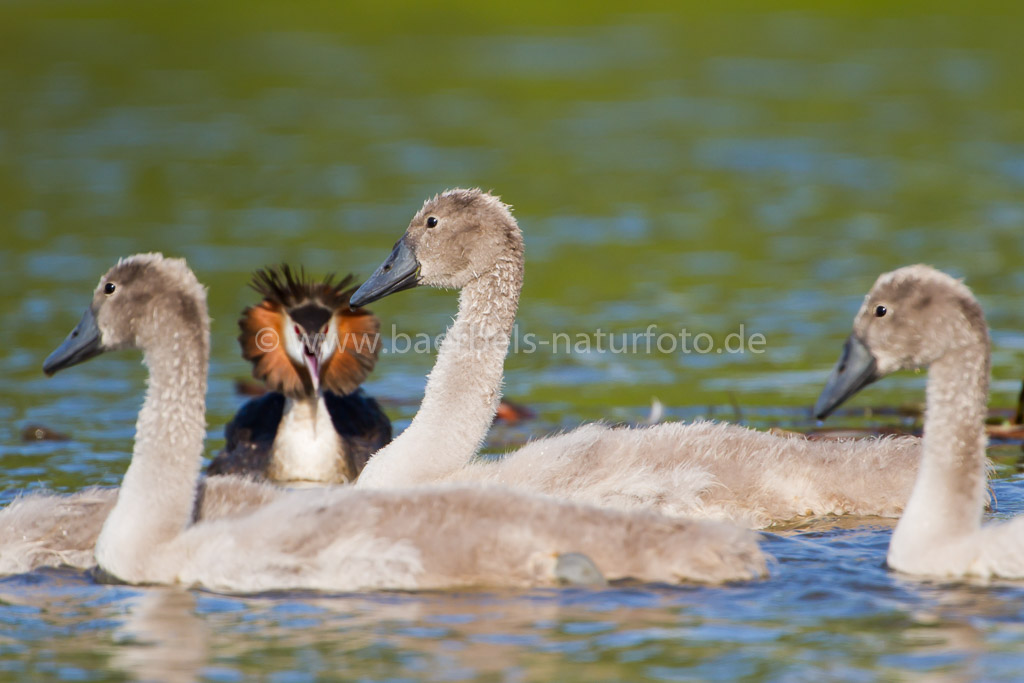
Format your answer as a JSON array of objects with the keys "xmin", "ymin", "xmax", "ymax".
[
  {"xmin": 4, "ymin": 3, "xmax": 1024, "ymax": 681},
  {"xmin": 2, "ymin": 0, "xmax": 1023, "ymax": 475}
]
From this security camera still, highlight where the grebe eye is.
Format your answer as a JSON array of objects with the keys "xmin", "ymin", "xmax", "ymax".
[
  {"xmin": 104, "ymin": 282, "xmax": 116, "ymax": 295},
  {"xmin": 426, "ymin": 216, "xmax": 438, "ymax": 228},
  {"xmin": 875, "ymin": 305, "xmax": 887, "ymax": 317}
]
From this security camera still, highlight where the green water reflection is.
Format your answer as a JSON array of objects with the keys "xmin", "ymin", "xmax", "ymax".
[{"xmin": 2, "ymin": 1, "xmax": 1024, "ymax": 680}]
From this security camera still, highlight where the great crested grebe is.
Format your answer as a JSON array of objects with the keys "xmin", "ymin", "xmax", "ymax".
[{"xmin": 207, "ymin": 266, "xmax": 391, "ymax": 484}]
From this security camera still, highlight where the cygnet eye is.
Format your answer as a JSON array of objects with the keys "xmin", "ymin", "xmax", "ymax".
[
  {"xmin": 875, "ymin": 305, "xmax": 887, "ymax": 317},
  {"xmin": 426, "ymin": 216, "xmax": 438, "ymax": 228},
  {"xmin": 104, "ymin": 282, "xmax": 116, "ymax": 295}
]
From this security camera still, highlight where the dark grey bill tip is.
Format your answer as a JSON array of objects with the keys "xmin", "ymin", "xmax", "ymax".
[
  {"xmin": 350, "ymin": 238, "xmax": 421, "ymax": 308},
  {"xmin": 813, "ymin": 334, "xmax": 880, "ymax": 420},
  {"xmin": 43, "ymin": 307, "xmax": 104, "ymax": 376}
]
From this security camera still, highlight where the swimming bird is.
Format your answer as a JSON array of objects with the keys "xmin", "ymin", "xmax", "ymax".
[
  {"xmin": 2, "ymin": 266, "xmax": 388, "ymax": 575},
  {"xmin": 815, "ymin": 265, "xmax": 1024, "ymax": 579},
  {"xmin": 2, "ymin": 267, "xmax": 381, "ymax": 573},
  {"xmin": 348, "ymin": 188, "xmax": 921, "ymax": 528},
  {"xmin": 207, "ymin": 265, "xmax": 391, "ymax": 483},
  {"xmin": 0, "ymin": 477, "xmax": 281, "ymax": 575},
  {"xmin": 35, "ymin": 252, "xmax": 766, "ymax": 590},
  {"xmin": 2, "ymin": 267, "xmax": 388, "ymax": 574}
]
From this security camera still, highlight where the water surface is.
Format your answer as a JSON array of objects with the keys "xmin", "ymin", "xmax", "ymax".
[{"xmin": 2, "ymin": 2, "xmax": 1024, "ymax": 680}]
